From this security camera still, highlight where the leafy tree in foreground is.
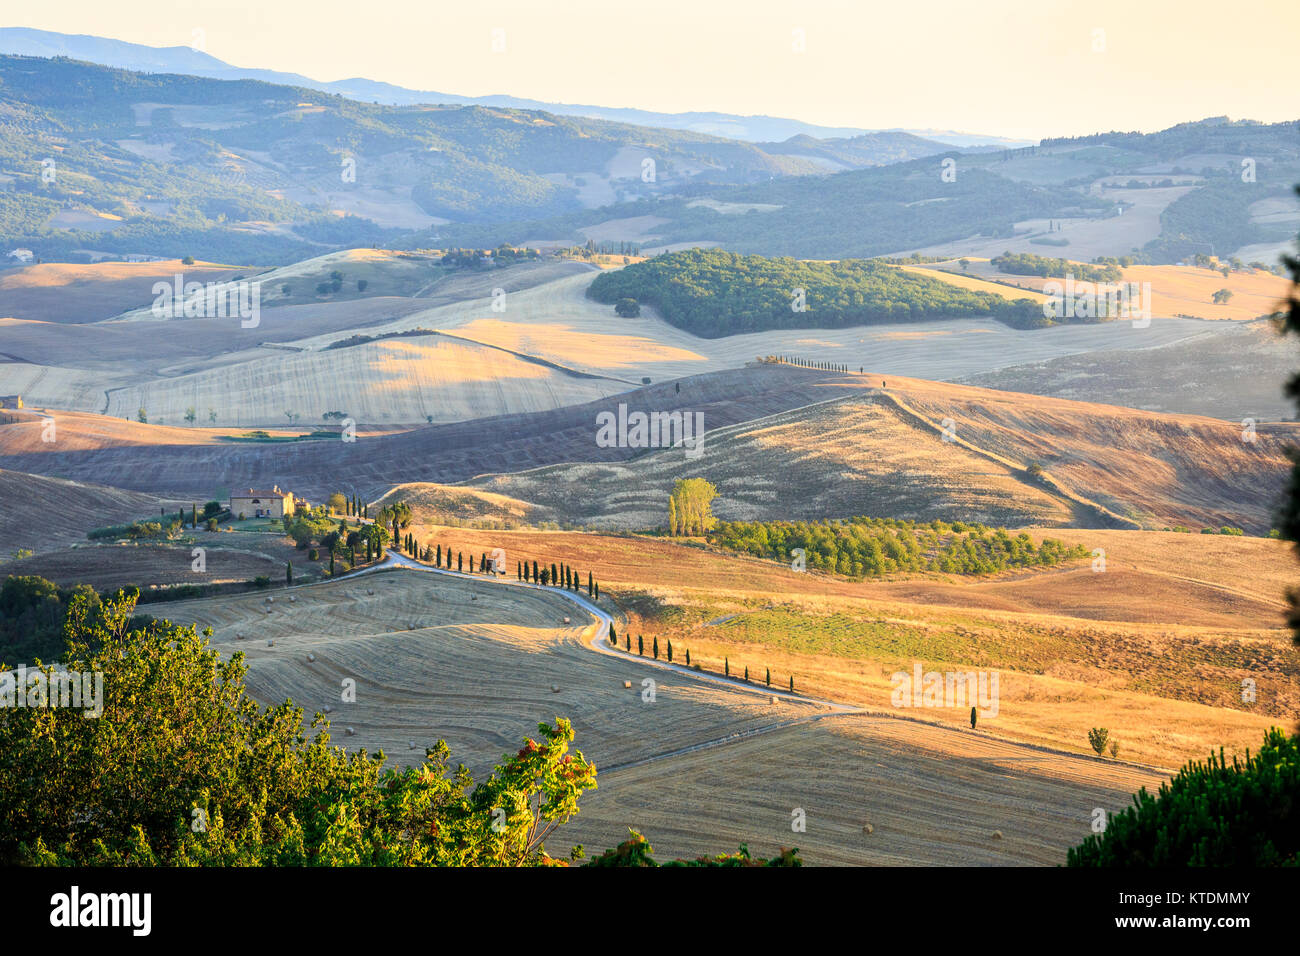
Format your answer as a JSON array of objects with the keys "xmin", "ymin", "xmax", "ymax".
[
  {"xmin": 0, "ymin": 591, "xmax": 597, "ymax": 866},
  {"xmin": 586, "ymin": 829, "xmax": 800, "ymax": 867}
]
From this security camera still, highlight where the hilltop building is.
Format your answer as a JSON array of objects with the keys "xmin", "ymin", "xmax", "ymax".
[{"xmin": 230, "ymin": 485, "xmax": 295, "ymax": 519}]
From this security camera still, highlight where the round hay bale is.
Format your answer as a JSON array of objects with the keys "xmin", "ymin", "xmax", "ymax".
[
  {"xmin": 551, "ymin": 684, "xmax": 560, "ymax": 693},
  {"xmin": 289, "ymin": 595, "xmax": 296, "ymax": 603},
  {"xmin": 345, "ymin": 726, "xmax": 355, "ymax": 737},
  {"xmin": 623, "ymin": 680, "xmax": 632, "ymax": 689},
  {"xmin": 863, "ymin": 823, "xmax": 874, "ymax": 834},
  {"xmin": 323, "ymin": 705, "xmax": 332, "ymax": 713},
  {"xmin": 563, "ymin": 616, "xmax": 571, "ymax": 624},
  {"xmin": 236, "ymin": 633, "xmax": 244, "ymax": 640},
  {"xmin": 770, "ymin": 695, "xmax": 779, "ymax": 705},
  {"xmin": 367, "ymin": 588, "xmax": 374, "ymax": 595},
  {"xmin": 992, "ymin": 830, "xmax": 1003, "ymax": 840},
  {"xmin": 409, "ymin": 741, "xmax": 417, "ymax": 750},
  {"xmin": 266, "ymin": 596, "xmax": 273, "ymax": 603},
  {"xmin": 307, "ymin": 653, "xmax": 316, "ymax": 663},
  {"xmin": 266, "ymin": 639, "xmax": 273, "ymax": 646}
]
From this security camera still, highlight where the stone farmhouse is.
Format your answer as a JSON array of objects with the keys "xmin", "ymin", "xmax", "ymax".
[{"xmin": 230, "ymin": 485, "xmax": 295, "ymax": 519}]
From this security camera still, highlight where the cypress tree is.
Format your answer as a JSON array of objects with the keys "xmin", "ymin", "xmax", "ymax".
[
  {"xmin": 609, "ymin": 622, "xmax": 617, "ymax": 644},
  {"xmin": 437, "ymin": 544, "xmax": 442, "ymax": 566},
  {"xmin": 532, "ymin": 560, "xmax": 539, "ymax": 581},
  {"xmin": 744, "ymin": 666, "xmax": 749, "ymax": 682},
  {"xmin": 625, "ymin": 634, "xmax": 631, "ymax": 652},
  {"xmin": 652, "ymin": 636, "xmax": 658, "ymax": 659},
  {"xmin": 191, "ymin": 504, "xmax": 197, "ymax": 527},
  {"xmin": 330, "ymin": 552, "xmax": 335, "ymax": 576},
  {"xmin": 587, "ymin": 572, "xmax": 593, "ymax": 596},
  {"xmin": 766, "ymin": 667, "xmax": 771, "ymax": 686},
  {"xmin": 790, "ymin": 675, "xmax": 795, "ymax": 693},
  {"xmin": 685, "ymin": 649, "xmax": 690, "ymax": 666},
  {"xmin": 637, "ymin": 635, "xmax": 643, "ymax": 656},
  {"xmin": 666, "ymin": 639, "xmax": 673, "ymax": 662},
  {"xmin": 725, "ymin": 657, "xmax": 729, "ymax": 677},
  {"xmin": 458, "ymin": 552, "xmax": 463, "ymax": 572},
  {"xmin": 517, "ymin": 561, "xmax": 522, "ymax": 580},
  {"xmin": 551, "ymin": 563, "xmax": 558, "ymax": 586},
  {"xmin": 286, "ymin": 561, "xmax": 292, "ymax": 585}
]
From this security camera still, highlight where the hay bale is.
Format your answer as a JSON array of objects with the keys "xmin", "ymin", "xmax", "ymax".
[
  {"xmin": 623, "ymin": 680, "xmax": 632, "ymax": 689},
  {"xmin": 307, "ymin": 653, "xmax": 316, "ymax": 663},
  {"xmin": 323, "ymin": 705, "xmax": 332, "ymax": 713},
  {"xmin": 770, "ymin": 696, "xmax": 779, "ymax": 705},
  {"xmin": 367, "ymin": 588, "xmax": 374, "ymax": 595},
  {"xmin": 345, "ymin": 726, "xmax": 355, "ymax": 736},
  {"xmin": 409, "ymin": 741, "xmax": 417, "ymax": 750},
  {"xmin": 289, "ymin": 595, "xmax": 296, "ymax": 603},
  {"xmin": 863, "ymin": 823, "xmax": 874, "ymax": 834},
  {"xmin": 266, "ymin": 596, "xmax": 273, "ymax": 603},
  {"xmin": 236, "ymin": 633, "xmax": 244, "ymax": 640},
  {"xmin": 266, "ymin": 639, "xmax": 273, "ymax": 646},
  {"xmin": 992, "ymin": 830, "xmax": 1003, "ymax": 840},
  {"xmin": 551, "ymin": 684, "xmax": 560, "ymax": 693}
]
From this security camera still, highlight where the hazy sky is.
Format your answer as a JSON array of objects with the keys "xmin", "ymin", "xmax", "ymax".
[{"xmin": 6, "ymin": 0, "xmax": 1298, "ymax": 139}]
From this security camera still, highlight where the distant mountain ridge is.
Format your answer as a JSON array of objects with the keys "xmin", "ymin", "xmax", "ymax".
[{"xmin": 0, "ymin": 26, "xmax": 1031, "ymax": 148}]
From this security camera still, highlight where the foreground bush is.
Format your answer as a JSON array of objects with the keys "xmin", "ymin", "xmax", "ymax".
[
  {"xmin": 1068, "ymin": 729, "xmax": 1300, "ymax": 866},
  {"xmin": 0, "ymin": 591, "xmax": 597, "ymax": 866},
  {"xmin": 585, "ymin": 830, "xmax": 800, "ymax": 867}
]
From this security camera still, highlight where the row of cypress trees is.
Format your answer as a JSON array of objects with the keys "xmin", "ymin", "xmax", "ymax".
[
  {"xmin": 768, "ymin": 355, "xmax": 853, "ymax": 373},
  {"xmin": 607, "ymin": 628, "xmax": 797, "ymax": 695}
]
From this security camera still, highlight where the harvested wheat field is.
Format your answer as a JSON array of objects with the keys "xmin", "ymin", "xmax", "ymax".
[
  {"xmin": 562, "ymin": 715, "xmax": 1167, "ymax": 866},
  {"xmin": 160, "ymin": 567, "xmax": 830, "ymax": 776},
  {"xmin": 390, "ymin": 526, "xmax": 1294, "ymax": 630},
  {"xmin": 0, "ymin": 259, "xmax": 245, "ymax": 324},
  {"xmin": 412, "ymin": 526, "xmax": 1297, "ymax": 767},
  {"xmin": 913, "ymin": 259, "xmax": 1292, "ymax": 322},
  {"xmin": 0, "ymin": 543, "xmax": 279, "ymax": 591},
  {"xmin": 0, "ymin": 467, "xmax": 175, "ymax": 555},
  {"xmin": 962, "ymin": 318, "xmax": 1294, "ymax": 420},
  {"xmin": 157, "ymin": 564, "xmax": 1173, "ymax": 864},
  {"xmin": 460, "ymin": 377, "xmax": 1294, "ymax": 533}
]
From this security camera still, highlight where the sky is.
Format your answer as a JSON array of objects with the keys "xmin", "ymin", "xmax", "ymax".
[{"xmin": 4, "ymin": 0, "xmax": 1298, "ymax": 140}]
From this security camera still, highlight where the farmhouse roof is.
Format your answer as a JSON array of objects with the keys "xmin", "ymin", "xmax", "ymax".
[{"xmin": 234, "ymin": 486, "xmax": 291, "ymax": 498}]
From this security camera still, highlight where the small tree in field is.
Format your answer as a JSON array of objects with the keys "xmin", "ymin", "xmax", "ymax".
[
  {"xmin": 666, "ymin": 640, "xmax": 673, "ymax": 662},
  {"xmin": 652, "ymin": 637, "xmax": 658, "ymax": 659},
  {"xmin": 286, "ymin": 561, "xmax": 293, "ymax": 586},
  {"xmin": 1088, "ymin": 727, "xmax": 1111, "ymax": 756}
]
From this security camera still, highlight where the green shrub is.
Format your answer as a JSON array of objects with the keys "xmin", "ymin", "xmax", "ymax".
[{"xmin": 1069, "ymin": 729, "xmax": 1300, "ymax": 866}]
